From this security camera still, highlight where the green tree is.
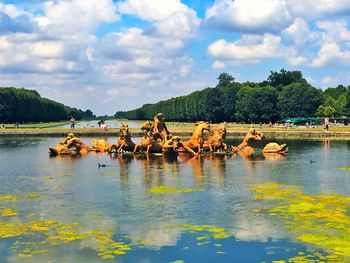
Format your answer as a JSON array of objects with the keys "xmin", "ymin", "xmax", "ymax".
[
  {"xmin": 267, "ymin": 68, "xmax": 307, "ymax": 91},
  {"xmin": 316, "ymin": 105, "xmax": 336, "ymax": 117},
  {"xmin": 217, "ymin": 73, "xmax": 235, "ymax": 87},
  {"xmin": 278, "ymin": 83, "xmax": 323, "ymax": 118}
]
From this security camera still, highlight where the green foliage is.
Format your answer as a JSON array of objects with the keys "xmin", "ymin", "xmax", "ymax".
[
  {"xmin": 115, "ymin": 69, "xmax": 346, "ymax": 123},
  {"xmin": 217, "ymin": 73, "xmax": 235, "ymax": 87},
  {"xmin": 267, "ymin": 68, "xmax": 307, "ymax": 91},
  {"xmin": 0, "ymin": 87, "xmax": 94, "ymax": 123},
  {"xmin": 316, "ymin": 105, "xmax": 336, "ymax": 117},
  {"xmin": 235, "ymin": 86, "xmax": 278, "ymax": 123},
  {"xmin": 278, "ymin": 83, "xmax": 323, "ymax": 118}
]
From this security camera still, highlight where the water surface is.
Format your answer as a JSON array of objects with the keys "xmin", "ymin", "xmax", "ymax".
[{"xmin": 0, "ymin": 137, "xmax": 349, "ymax": 262}]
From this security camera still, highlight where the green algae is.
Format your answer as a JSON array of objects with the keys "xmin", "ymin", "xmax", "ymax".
[
  {"xmin": 250, "ymin": 182, "xmax": 350, "ymax": 260},
  {"xmin": 0, "ymin": 192, "xmax": 132, "ymax": 260},
  {"xmin": 147, "ymin": 186, "xmax": 203, "ymax": 194},
  {"xmin": 0, "ymin": 218, "xmax": 132, "ymax": 259},
  {"xmin": 0, "ymin": 195, "xmax": 18, "ymax": 202},
  {"xmin": 178, "ymin": 224, "xmax": 234, "ymax": 240},
  {"xmin": 32, "ymin": 165, "xmax": 47, "ymax": 169},
  {"xmin": 336, "ymin": 167, "xmax": 350, "ymax": 171},
  {"xmin": 0, "ymin": 207, "xmax": 18, "ymax": 217},
  {"xmin": 100, "ymin": 171, "xmax": 118, "ymax": 175}
]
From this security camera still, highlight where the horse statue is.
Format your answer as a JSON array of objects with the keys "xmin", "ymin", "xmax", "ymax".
[
  {"xmin": 230, "ymin": 128, "xmax": 264, "ymax": 153},
  {"xmin": 111, "ymin": 123, "xmax": 136, "ymax": 153},
  {"xmin": 203, "ymin": 122, "xmax": 228, "ymax": 153},
  {"xmin": 134, "ymin": 120, "xmax": 154, "ymax": 153},
  {"xmin": 49, "ymin": 133, "xmax": 90, "ymax": 156},
  {"xmin": 181, "ymin": 121, "xmax": 211, "ymax": 155},
  {"xmin": 92, "ymin": 139, "xmax": 112, "ymax": 153}
]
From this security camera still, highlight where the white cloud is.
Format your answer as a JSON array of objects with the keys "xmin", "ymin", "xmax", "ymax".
[
  {"xmin": 283, "ymin": 18, "xmax": 321, "ymax": 47},
  {"xmin": 205, "ymin": 0, "xmax": 292, "ymax": 33},
  {"xmin": 212, "ymin": 60, "xmax": 226, "ymax": 70},
  {"xmin": 311, "ymin": 42, "xmax": 350, "ymax": 67},
  {"xmin": 40, "ymin": 0, "xmax": 119, "ymax": 35},
  {"xmin": 208, "ymin": 34, "xmax": 304, "ymax": 66},
  {"xmin": 117, "ymin": 0, "xmax": 200, "ymax": 38},
  {"xmin": 317, "ymin": 20, "xmax": 350, "ymax": 44},
  {"xmin": 205, "ymin": 0, "xmax": 350, "ymax": 34},
  {"xmin": 286, "ymin": 0, "xmax": 350, "ymax": 20}
]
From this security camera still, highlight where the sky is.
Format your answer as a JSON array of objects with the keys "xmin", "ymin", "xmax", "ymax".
[{"xmin": 1, "ymin": 0, "xmax": 350, "ymax": 116}]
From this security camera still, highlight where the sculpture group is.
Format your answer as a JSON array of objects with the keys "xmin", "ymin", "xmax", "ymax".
[{"xmin": 49, "ymin": 113, "xmax": 288, "ymax": 157}]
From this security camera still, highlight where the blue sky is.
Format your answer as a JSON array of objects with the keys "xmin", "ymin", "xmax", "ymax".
[{"xmin": 1, "ymin": 0, "xmax": 350, "ymax": 115}]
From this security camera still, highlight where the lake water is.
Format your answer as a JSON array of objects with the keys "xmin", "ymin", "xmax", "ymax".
[
  {"xmin": 58, "ymin": 120, "xmax": 142, "ymax": 129},
  {"xmin": 0, "ymin": 137, "xmax": 349, "ymax": 262}
]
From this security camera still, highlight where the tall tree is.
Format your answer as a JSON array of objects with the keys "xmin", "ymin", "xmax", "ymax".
[
  {"xmin": 267, "ymin": 68, "xmax": 307, "ymax": 91},
  {"xmin": 217, "ymin": 73, "xmax": 235, "ymax": 87},
  {"xmin": 278, "ymin": 83, "xmax": 322, "ymax": 118}
]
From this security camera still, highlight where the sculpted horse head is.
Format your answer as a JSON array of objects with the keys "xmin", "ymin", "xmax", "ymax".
[
  {"xmin": 120, "ymin": 123, "xmax": 129, "ymax": 138},
  {"xmin": 141, "ymin": 120, "xmax": 153, "ymax": 132},
  {"xmin": 231, "ymin": 128, "xmax": 265, "ymax": 153},
  {"xmin": 192, "ymin": 121, "xmax": 211, "ymax": 138},
  {"xmin": 213, "ymin": 122, "xmax": 227, "ymax": 139},
  {"xmin": 244, "ymin": 128, "xmax": 264, "ymax": 143}
]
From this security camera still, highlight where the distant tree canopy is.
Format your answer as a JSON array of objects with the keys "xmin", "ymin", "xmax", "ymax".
[
  {"xmin": 115, "ymin": 70, "xmax": 350, "ymax": 122},
  {"xmin": 0, "ymin": 87, "xmax": 95, "ymax": 123}
]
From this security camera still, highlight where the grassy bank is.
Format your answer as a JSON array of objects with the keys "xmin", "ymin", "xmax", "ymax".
[{"xmin": 1, "ymin": 123, "xmax": 350, "ymax": 139}]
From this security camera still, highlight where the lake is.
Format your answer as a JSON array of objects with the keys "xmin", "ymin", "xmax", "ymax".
[
  {"xmin": 0, "ymin": 137, "xmax": 349, "ymax": 262},
  {"xmin": 58, "ymin": 120, "xmax": 142, "ymax": 129}
]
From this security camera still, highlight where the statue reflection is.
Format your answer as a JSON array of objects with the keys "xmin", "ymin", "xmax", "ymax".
[
  {"xmin": 236, "ymin": 146, "xmax": 264, "ymax": 174},
  {"xmin": 262, "ymin": 152, "xmax": 286, "ymax": 161},
  {"xmin": 204, "ymin": 154, "xmax": 227, "ymax": 186},
  {"xmin": 141, "ymin": 154, "xmax": 179, "ymax": 189},
  {"xmin": 178, "ymin": 154, "xmax": 206, "ymax": 186},
  {"xmin": 113, "ymin": 153, "xmax": 180, "ymax": 190},
  {"xmin": 111, "ymin": 153, "xmax": 134, "ymax": 188}
]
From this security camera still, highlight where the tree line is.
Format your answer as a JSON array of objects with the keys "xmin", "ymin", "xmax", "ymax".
[
  {"xmin": 115, "ymin": 69, "xmax": 350, "ymax": 123},
  {"xmin": 0, "ymin": 87, "xmax": 95, "ymax": 123}
]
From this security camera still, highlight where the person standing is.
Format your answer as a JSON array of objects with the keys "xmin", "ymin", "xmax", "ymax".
[
  {"xmin": 70, "ymin": 117, "xmax": 76, "ymax": 130},
  {"xmin": 324, "ymin": 117, "xmax": 330, "ymax": 131}
]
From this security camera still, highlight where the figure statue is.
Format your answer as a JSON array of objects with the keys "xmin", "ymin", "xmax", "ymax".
[
  {"xmin": 134, "ymin": 120, "xmax": 180, "ymax": 155},
  {"xmin": 153, "ymin": 113, "xmax": 170, "ymax": 141}
]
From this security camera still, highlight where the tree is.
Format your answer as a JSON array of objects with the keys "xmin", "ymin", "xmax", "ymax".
[
  {"xmin": 0, "ymin": 87, "xmax": 93, "ymax": 122},
  {"xmin": 217, "ymin": 73, "xmax": 235, "ymax": 87},
  {"xmin": 316, "ymin": 105, "xmax": 336, "ymax": 117},
  {"xmin": 267, "ymin": 68, "xmax": 307, "ymax": 91},
  {"xmin": 278, "ymin": 83, "xmax": 323, "ymax": 118}
]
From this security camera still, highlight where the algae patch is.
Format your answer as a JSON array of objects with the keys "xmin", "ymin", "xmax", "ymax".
[
  {"xmin": 147, "ymin": 186, "xmax": 203, "ymax": 194},
  {"xmin": 250, "ymin": 182, "xmax": 350, "ymax": 260},
  {"xmin": 337, "ymin": 167, "xmax": 350, "ymax": 171}
]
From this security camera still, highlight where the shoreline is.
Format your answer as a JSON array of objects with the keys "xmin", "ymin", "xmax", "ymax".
[{"xmin": 1, "ymin": 128, "xmax": 350, "ymax": 139}]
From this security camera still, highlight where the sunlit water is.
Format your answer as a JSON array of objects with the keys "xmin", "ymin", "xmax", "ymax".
[
  {"xmin": 0, "ymin": 137, "xmax": 349, "ymax": 262},
  {"xmin": 58, "ymin": 120, "xmax": 142, "ymax": 129}
]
